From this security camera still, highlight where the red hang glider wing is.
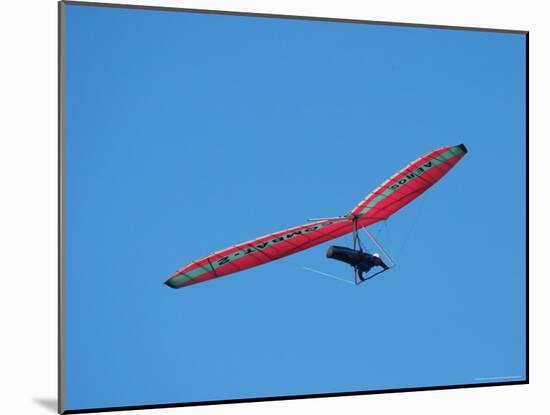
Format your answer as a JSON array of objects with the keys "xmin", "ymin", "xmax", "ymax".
[
  {"xmin": 165, "ymin": 218, "xmax": 354, "ymax": 288},
  {"xmin": 352, "ymin": 144, "xmax": 467, "ymax": 228},
  {"xmin": 165, "ymin": 144, "xmax": 467, "ymax": 289}
]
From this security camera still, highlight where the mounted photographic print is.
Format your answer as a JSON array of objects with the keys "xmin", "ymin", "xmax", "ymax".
[{"xmin": 59, "ymin": 1, "xmax": 528, "ymax": 413}]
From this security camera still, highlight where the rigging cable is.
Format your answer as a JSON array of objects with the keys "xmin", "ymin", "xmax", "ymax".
[{"xmin": 302, "ymin": 266, "xmax": 355, "ymax": 285}]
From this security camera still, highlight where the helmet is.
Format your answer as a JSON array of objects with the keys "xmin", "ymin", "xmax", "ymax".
[{"xmin": 373, "ymin": 253, "xmax": 380, "ymax": 258}]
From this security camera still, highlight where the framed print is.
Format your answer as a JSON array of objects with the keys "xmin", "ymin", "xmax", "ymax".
[{"xmin": 59, "ymin": 1, "xmax": 528, "ymax": 413}]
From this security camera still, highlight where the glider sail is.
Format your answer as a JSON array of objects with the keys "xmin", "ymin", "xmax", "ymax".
[
  {"xmin": 165, "ymin": 144, "xmax": 467, "ymax": 288},
  {"xmin": 349, "ymin": 143, "xmax": 467, "ymax": 227}
]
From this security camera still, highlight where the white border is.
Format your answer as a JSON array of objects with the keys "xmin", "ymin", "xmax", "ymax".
[{"xmin": 1, "ymin": 1, "xmax": 544, "ymax": 414}]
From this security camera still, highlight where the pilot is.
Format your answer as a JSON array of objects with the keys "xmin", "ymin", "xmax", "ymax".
[
  {"xmin": 356, "ymin": 252, "xmax": 390, "ymax": 281},
  {"xmin": 326, "ymin": 246, "xmax": 389, "ymax": 281}
]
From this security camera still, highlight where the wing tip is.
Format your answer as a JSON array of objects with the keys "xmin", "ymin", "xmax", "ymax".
[
  {"xmin": 457, "ymin": 143, "xmax": 468, "ymax": 153},
  {"xmin": 164, "ymin": 279, "xmax": 179, "ymax": 289}
]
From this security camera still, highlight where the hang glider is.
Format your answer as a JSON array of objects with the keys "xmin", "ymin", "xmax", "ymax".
[{"xmin": 165, "ymin": 144, "xmax": 467, "ymax": 289}]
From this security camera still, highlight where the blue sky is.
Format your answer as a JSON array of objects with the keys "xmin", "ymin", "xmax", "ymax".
[{"xmin": 65, "ymin": 4, "xmax": 526, "ymax": 411}]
